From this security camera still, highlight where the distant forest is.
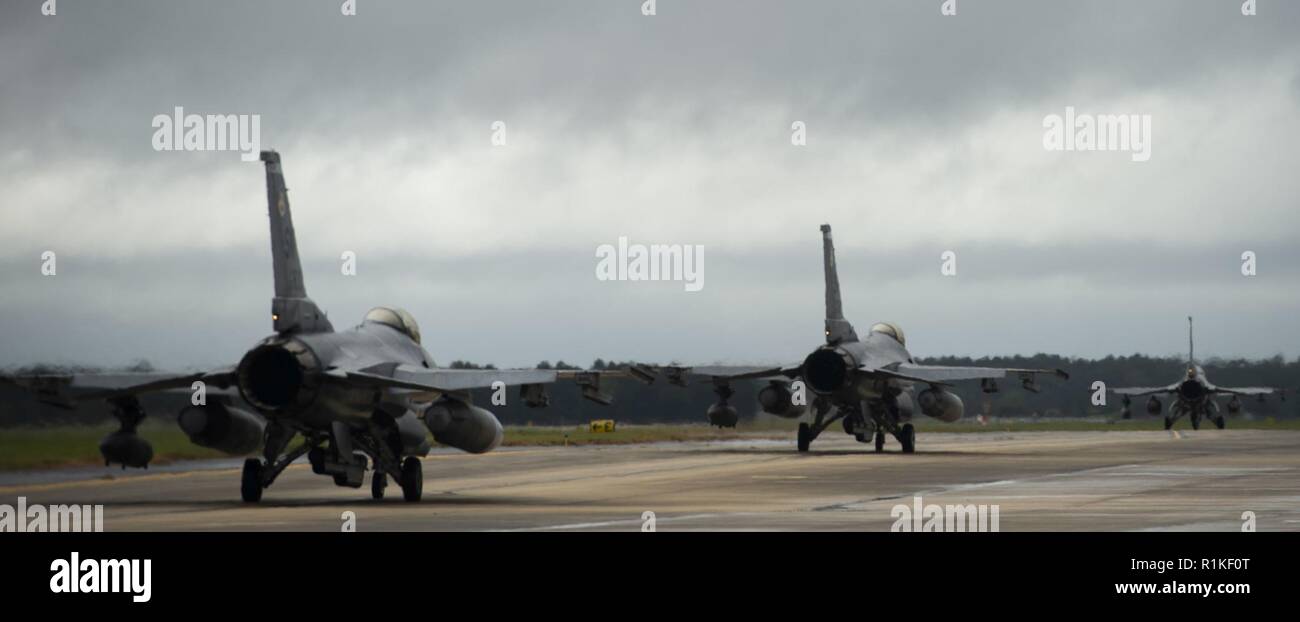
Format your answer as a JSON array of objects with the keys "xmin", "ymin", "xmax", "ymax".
[{"xmin": 2, "ymin": 354, "xmax": 1296, "ymax": 428}]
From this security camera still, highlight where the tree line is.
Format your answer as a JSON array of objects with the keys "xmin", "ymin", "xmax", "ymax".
[{"xmin": 2, "ymin": 353, "xmax": 1296, "ymax": 427}]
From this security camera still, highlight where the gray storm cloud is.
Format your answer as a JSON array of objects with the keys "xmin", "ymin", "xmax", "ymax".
[{"xmin": 1, "ymin": 0, "xmax": 1298, "ymax": 368}]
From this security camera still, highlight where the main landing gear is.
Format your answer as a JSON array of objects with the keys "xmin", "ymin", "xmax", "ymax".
[
  {"xmin": 400, "ymin": 457, "xmax": 423, "ymax": 502},
  {"xmin": 241, "ymin": 458, "xmax": 264, "ymax": 503},
  {"xmin": 367, "ymin": 458, "xmax": 422, "ymax": 502},
  {"xmin": 240, "ymin": 420, "xmax": 427, "ymax": 503},
  {"xmin": 895, "ymin": 423, "xmax": 916, "ymax": 454},
  {"xmin": 797, "ymin": 399, "xmax": 843, "ymax": 453},
  {"xmin": 799, "ymin": 397, "xmax": 917, "ymax": 454},
  {"xmin": 869, "ymin": 398, "xmax": 914, "ymax": 454},
  {"xmin": 241, "ymin": 422, "xmax": 314, "ymax": 503}
]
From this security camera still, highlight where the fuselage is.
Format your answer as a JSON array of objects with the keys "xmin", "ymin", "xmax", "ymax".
[
  {"xmin": 1175, "ymin": 365, "xmax": 1211, "ymax": 405},
  {"xmin": 804, "ymin": 329, "xmax": 914, "ymax": 404},
  {"xmin": 236, "ymin": 321, "xmax": 433, "ymax": 429}
]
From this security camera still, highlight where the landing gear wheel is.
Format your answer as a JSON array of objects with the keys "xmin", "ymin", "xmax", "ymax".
[
  {"xmin": 796, "ymin": 423, "xmax": 812, "ymax": 453},
  {"xmin": 875, "ymin": 431, "xmax": 886, "ymax": 453},
  {"xmin": 400, "ymin": 457, "xmax": 423, "ymax": 502},
  {"xmin": 308, "ymin": 446, "xmax": 326, "ymax": 474},
  {"xmin": 371, "ymin": 471, "xmax": 387, "ymax": 500},
  {"xmin": 241, "ymin": 458, "xmax": 264, "ymax": 503},
  {"xmin": 1214, "ymin": 416, "xmax": 1226, "ymax": 430},
  {"xmin": 1190, "ymin": 416, "xmax": 1200, "ymax": 430},
  {"xmin": 898, "ymin": 424, "xmax": 916, "ymax": 454},
  {"xmin": 1163, "ymin": 417, "xmax": 1173, "ymax": 430}
]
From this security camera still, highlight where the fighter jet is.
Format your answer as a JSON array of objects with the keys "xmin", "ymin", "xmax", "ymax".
[
  {"xmin": 660, "ymin": 224, "xmax": 1067, "ymax": 453},
  {"xmin": 1111, "ymin": 317, "xmax": 1282, "ymax": 430},
  {"xmin": 5, "ymin": 151, "xmax": 650, "ymax": 502}
]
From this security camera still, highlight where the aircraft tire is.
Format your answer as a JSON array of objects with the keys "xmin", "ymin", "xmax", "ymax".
[
  {"xmin": 241, "ymin": 458, "xmax": 263, "ymax": 503},
  {"xmin": 875, "ymin": 431, "xmax": 885, "ymax": 453},
  {"xmin": 899, "ymin": 424, "xmax": 916, "ymax": 454},
  {"xmin": 1163, "ymin": 417, "xmax": 1173, "ymax": 430},
  {"xmin": 371, "ymin": 471, "xmax": 386, "ymax": 500},
  {"xmin": 1214, "ymin": 416, "xmax": 1225, "ymax": 430},
  {"xmin": 797, "ymin": 423, "xmax": 811, "ymax": 453},
  {"xmin": 308, "ymin": 446, "xmax": 326, "ymax": 474},
  {"xmin": 400, "ymin": 457, "xmax": 423, "ymax": 502},
  {"xmin": 1191, "ymin": 416, "xmax": 1200, "ymax": 430}
]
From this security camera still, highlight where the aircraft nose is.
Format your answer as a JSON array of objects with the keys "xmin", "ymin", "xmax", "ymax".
[{"xmin": 1179, "ymin": 380, "xmax": 1204, "ymax": 401}]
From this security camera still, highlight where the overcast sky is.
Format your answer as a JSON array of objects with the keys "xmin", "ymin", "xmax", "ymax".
[{"xmin": 2, "ymin": 0, "xmax": 1298, "ymax": 370}]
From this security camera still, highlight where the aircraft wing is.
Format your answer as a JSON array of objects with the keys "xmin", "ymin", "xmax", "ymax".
[
  {"xmin": 1, "ymin": 369, "xmax": 237, "ymax": 406},
  {"xmin": 1110, "ymin": 384, "xmax": 1178, "ymax": 397},
  {"xmin": 340, "ymin": 366, "xmax": 556, "ymax": 394},
  {"xmin": 339, "ymin": 364, "xmax": 652, "ymax": 403},
  {"xmin": 892, "ymin": 364, "xmax": 1068, "ymax": 384},
  {"xmin": 1213, "ymin": 386, "xmax": 1281, "ymax": 397},
  {"xmin": 657, "ymin": 364, "xmax": 800, "ymax": 384}
]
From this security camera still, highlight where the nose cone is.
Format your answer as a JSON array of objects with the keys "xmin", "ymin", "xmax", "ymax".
[{"xmin": 1179, "ymin": 380, "xmax": 1205, "ymax": 401}]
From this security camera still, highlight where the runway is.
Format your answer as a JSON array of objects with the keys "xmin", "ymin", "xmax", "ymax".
[{"xmin": 3, "ymin": 430, "xmax": 1298, "ymax": 531}]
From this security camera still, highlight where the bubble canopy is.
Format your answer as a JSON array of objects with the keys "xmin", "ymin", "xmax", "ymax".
[
  {"xmin": 869, "ymin": 322, "xmax": 905, "ymax": 346},
  {"xmin": 363, "ymin": 307, "xmax": 422, "ymax": 344}
]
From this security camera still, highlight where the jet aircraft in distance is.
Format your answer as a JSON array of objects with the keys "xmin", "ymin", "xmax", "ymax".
[
  {"xmin": 661, "ymin": 224, "xmax": 1067, "ymax": 453},
  {"xmin": 1111, "ymin": 317, "xmax": 1283, "ymax": 430}
]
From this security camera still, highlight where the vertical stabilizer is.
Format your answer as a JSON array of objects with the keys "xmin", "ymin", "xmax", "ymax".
[
  {"xmin": 1188, "ymin": 316, "xmax": 1195, "ymax": 364},
  {"xmin": 820, "ymin": 224, "xmax": 858, "ymax": 343},
  {"xmin": 260, "ymin": 150, "xmax": 333, "ymax": 334}
]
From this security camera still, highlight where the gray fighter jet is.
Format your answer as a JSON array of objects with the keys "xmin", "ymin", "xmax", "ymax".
[
  {"xmin": 1111, "ymin": 317, "xmax": 1282, "ymax": 430},
  {"xmin": 660, "ymin": 224, "xmax": 1067, "ymax": 453},
  {"xmin": 6, "ymin": 151, "xmax": 649, "ymax": 502}
]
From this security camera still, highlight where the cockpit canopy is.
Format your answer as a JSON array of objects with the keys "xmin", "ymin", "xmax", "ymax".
[
  {"xmin": 869, "ymin": 322, "xmax": 906, "ymax": 346},
  {"xmin": 363, "ymin": 307, "xmax": 422, "ymax": 344}
]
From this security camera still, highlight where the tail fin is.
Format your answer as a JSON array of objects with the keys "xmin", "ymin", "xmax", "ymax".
[
  {"xmin": 820, "ymin": 224, "xmax": 858, "ymax": 343},
  {"xmin": 260, "ymin": 150, "xmax": 332, "ymax": 334},
  {"xmin": 1188, "ymin": 315, "xmax": 1194, "ymax": 364}
]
